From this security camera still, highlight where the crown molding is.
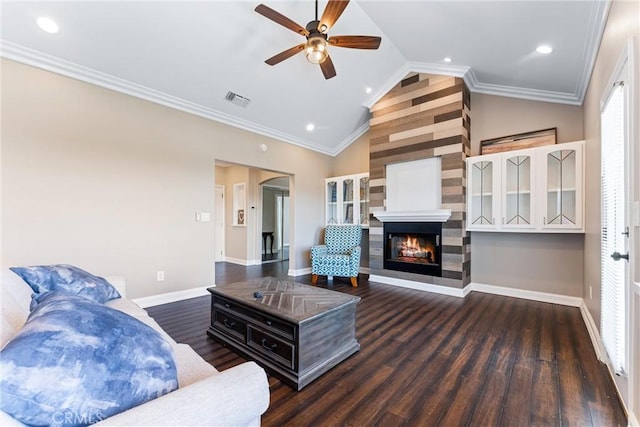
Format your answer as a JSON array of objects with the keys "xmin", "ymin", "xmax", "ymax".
[
  {"xmin": 0, "ymin": 40, "xmax": 336, "ymax": 156},
  {"xmin": 465, "ymin": 67, "xmax": 582, "ymax": 105},
  {"xmin": 363, "ymin": 59, "xmax": 585, "ymax": 108},
  {"xmin": 575, "ymin": 0, "xmax": 611, "ymax": 103},
  {"xmin": 331, "ymin": 120, "xmax": 370, "ymax": 156}
]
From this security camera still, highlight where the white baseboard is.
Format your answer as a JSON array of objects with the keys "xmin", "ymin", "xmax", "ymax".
[
  {"xmin": 288, "ymin": 267, "xmax": 311, "ymax": 277},
  {"xmin": 579, "ymin": 300, "xmax": 607, "ymax": 362},
  {"xmin": 133, "ymin": 286, "xmax": 210, "ymax": 308},
  {"xmin": 224, "ymin": 257, "xmax": 250, "ymax": 266},
  {"xmin": 369, "ymin": 274, "xmax": 466, "ymax": 297},
  {"xmin": 366, "ymin": 278, "xmax": 585, "ymax": 306},
  {"xmin": 466, "ymin": 282, "xmax": 583, "ymax": 307}
]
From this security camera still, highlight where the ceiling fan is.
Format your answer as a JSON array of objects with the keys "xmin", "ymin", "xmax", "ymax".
[{"xmin": 255, "ymin": 0, "xmax": 381, "ymax": 79}]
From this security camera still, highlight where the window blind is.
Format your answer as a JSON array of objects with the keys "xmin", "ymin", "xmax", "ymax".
[{"xmin": 600, "ymin": 83, "xmax": 626, "ymax": 375}]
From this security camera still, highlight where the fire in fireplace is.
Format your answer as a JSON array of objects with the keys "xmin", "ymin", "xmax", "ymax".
[{"xmin": 384, "ymin": 222, "xmax": 442, "ymax": 277}]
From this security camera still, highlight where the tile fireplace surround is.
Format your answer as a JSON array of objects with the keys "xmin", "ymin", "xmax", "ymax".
[{"xmin": 368, "ymin": 73, "xmax": 471, "ymax": 290}]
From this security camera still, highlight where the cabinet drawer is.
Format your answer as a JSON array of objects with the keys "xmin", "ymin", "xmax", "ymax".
[
  {"xmin": 213, "ymin": 309, "xmax": 246, "ymax": 342},
  {"xmin": 251, "ymin": 312, "xmax": 295, "ymax": 340},
  {"xmin": 247, "ymin": 325, "xmax": 295, "ymax": 370},
  {"xmin": 215, "ymin": 296, "xmax": 295, "ymax": 340}
]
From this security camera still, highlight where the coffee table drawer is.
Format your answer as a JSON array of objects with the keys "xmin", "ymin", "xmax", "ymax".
[
  {"xmin": 215, "ymin": 296, "xmax": 294, "ymax": 340},
  {"xmin": 213, "ymin": 309, "xmax": 246, "ymax": 342},
  {"xmin": 247, "ymin": 326, "xmax": 295, "ymax": 370}
]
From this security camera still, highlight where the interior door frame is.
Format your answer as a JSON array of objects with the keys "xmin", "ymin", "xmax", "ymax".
[{"xmin": 215, "ymin": 184, "xmax": 225, "ymax": 262}]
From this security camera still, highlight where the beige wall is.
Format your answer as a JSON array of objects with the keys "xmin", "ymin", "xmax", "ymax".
[
  {"xmin": 1, "ymin": 59, "xmax": 333, "ymax": 298},
  {"xmin": 470, "ymin": 93, "xmax": 584, "ymax": 155},
  {"xmin": 469, "ymin": 93, "xmax": 586, "ymax": 295},
  {"xmin": 222, "ymin": 166, "xmax": 250, "ymax": 263},
  {"xmin": 333, "ymin": 131, "xmax": 370, "ymax": 176}
]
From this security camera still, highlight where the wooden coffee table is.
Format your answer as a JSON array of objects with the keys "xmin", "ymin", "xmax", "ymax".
[{"xmin": 206, "ymin": 277, "xmax": 360, "ymax": 390}]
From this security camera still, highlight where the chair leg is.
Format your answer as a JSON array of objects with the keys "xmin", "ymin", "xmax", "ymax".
[
  {"xmin": 311, "ymin": 274, "xmax": 319, "ymax": 285},
  {"xmin": 350, "ymin": 277, "xmax": 358, "ymax": 287}
]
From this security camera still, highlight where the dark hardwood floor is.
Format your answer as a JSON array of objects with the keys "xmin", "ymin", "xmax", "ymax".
[{"xmin": 147, "ymin": 262, "xmax": 627, "ymax": 427}]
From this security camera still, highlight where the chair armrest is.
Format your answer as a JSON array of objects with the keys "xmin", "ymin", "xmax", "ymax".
[
  {"xmin": 98, "ymin": 362, "xmax": 269, "ymax": 426},
  {"xmin": 310, "ymin": 245, "xmax": 328, "ymax": 257},
  {"xmin": 346, "ymin": 246, "xmax": 361, "ymax": 256}
]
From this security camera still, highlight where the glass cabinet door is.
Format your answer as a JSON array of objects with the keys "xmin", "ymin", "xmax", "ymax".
[
  {"xmin": 326, "ymin": 180, "xmax": 338, "ymax": 224},
  {"xmin": 545, "ymin": 148, "xmax": 578, "ymax": 226},
  {"xmin": 503, "ymin": 154, "xmax": 532, "ymax": 227},
  {"xmin": 470, "ymin": 160, "xmax": 495, "ymax": 226},
  {"xmin": 359, "ymin": 176, "xmax": 369, "ymax": 226},
  {"xmin": 342, "ymin": 179, "xmax": 354, "ymax": 224}
]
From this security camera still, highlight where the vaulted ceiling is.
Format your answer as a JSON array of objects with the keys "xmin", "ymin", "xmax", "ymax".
[{"xmin": 0, "ymin": 1, "xmax": 608, "ymax": 155}]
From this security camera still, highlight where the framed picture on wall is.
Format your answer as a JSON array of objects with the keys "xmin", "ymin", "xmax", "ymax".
[
  {"xmin": 233, "ymin": 183, "xmax": 246, "ymax": 227},
  {"xmin": 480, "ymin": 127, "xmax": 557, "ymax": 154}
]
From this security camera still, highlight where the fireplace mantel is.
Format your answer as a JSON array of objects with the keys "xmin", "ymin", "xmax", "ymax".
[{"xmin": 373, "ymin": 210, "xmax": 452, "ymax": 223}]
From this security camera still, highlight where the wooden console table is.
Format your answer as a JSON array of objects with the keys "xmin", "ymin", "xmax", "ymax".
[{"xmin": 206, "ymin": 277, "xmax": 360, "ymax": 390}]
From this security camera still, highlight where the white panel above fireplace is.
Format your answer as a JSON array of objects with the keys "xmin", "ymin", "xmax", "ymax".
[
  {"xmin": 376, "ymin": 157, "xmax": 451, "ymax": 223},
  {"xmin": 387, "ymin": 158, "xmax": 441, "ymax": 211}
]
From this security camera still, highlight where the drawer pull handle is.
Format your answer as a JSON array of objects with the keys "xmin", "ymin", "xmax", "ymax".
[
  {"xmin": 224, "ymin": 303, "xmax": 231, "ymax": 308},
  {"xmin": 266, "ymin": 320, "xmax": 272, "ymax": 326},
  {"xmin": 223, "ymin": 319, "xmax": 236, "ymax": 328},
  {"xmin": 261, "ymin": 338, "xmax": 277, "ymax": 351}
]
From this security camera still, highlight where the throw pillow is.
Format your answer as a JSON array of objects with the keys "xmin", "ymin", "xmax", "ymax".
[
  {"xmin": 0, "ymin": 292, "xmax": 178, "ymax": 426},
  {"xmin": 9, "ymin": 264, "xmax": 120, "ymax": 306}
]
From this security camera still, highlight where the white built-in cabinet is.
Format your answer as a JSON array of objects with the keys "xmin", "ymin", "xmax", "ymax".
[
  {"xmin": 325, "ymin": 173, "xmax": 369, "ymax": 228},
  {"xmin": 466, "ymin": 140, "xmax": 584, "ymax": 233}
]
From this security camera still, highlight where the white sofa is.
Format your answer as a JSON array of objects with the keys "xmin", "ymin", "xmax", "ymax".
[{"xmin": 0, "ymin": 269, "xmax": 270, "ymax": 426}]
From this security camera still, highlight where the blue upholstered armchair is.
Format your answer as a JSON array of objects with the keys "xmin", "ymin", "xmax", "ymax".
[{"xmin": 311, "ymin": 224, "xmax": 362, "ymax": 287}]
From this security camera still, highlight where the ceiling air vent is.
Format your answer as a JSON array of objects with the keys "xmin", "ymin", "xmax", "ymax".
[{"xmin": 225, "ymin": 91, "xmax": 250, "ymax": 108}]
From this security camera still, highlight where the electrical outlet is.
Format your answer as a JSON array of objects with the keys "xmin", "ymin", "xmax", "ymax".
[{"xmin": 157, "ymin": 271, "xmax": 165, "ymax": 281}]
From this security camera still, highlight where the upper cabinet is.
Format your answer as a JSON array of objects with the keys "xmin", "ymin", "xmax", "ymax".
[
  {"xmin": 468, "ymin": 156, "xmax": 501, "ymax": 229},
  {"xmin": 325, "ymin": 173, "xmax": 369, "ymax": 228},
  {"xmin": 541, "ymin": 144, "xmax": 583, "ymax": 230},
  {"xmin": 466, "ymin": 140, "xmax": 584, "ymax": 233}
]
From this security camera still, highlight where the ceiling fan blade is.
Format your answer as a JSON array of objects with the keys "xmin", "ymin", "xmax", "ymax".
[
  {"xmin": 319, "ymin": 0, "xmax": 350, "ymax": 32},
  {"xmin": 329, "ymin": 35, "xmax": 381, "ymax": 49},
  {"xmin": 320, "ymin": 55, "xmax": 336, "ymax": 80},
  {"xmin": 265, "ymin": 44, "xmax": 306, "ymax": 66},
  {"xmin": 255, "ymin": 4, "xmax": 309, "ymax": 36}
]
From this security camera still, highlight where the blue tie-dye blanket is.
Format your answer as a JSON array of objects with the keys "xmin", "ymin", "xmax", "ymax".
[
  {"xmin": 0, "ymin": 292, "xmax": 178, "ymax": 426},
  {"xmin": 9, "ymin": 265, "xmax": 121, "ymax": 307}
]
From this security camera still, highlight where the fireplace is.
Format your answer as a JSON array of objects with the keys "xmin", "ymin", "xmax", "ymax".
[{"xmin": 383, "ymin": 222, "xmax": 442, "ymax": 277}]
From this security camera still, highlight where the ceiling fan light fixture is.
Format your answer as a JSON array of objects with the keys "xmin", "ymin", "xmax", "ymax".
[{"xmin": 306, "ymin": 36, "xmax": 328, "ymax": 64}]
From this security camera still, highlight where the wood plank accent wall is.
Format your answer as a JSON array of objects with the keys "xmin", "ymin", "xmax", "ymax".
[{"xmin": 369, "ymin": 73, "xmax": 471, "ymax": 288}]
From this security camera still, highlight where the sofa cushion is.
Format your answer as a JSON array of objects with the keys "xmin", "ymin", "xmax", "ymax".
[
  {"xmin": 9, "ymin": 264, "xmax": 120, "ymax": 306},
  {"xmin": 0, "ymin": 292, "xmax": 178, "ymax": 426}
]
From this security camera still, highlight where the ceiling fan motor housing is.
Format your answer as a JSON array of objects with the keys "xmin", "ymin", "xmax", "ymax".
[{"xmin": 305, "ymin": 20, "xmax": 326, "ymax": 38}]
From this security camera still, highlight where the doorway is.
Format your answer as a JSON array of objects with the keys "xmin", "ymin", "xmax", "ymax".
[{"xmin": 262, "ymin": 177, "xmax": 290, "ymax": 263}]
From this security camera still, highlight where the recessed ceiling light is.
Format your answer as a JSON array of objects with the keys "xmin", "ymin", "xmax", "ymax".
[
  {"xmin": 37, "ymin": 17, "xmax": 59, "ymax": 34},
  {"xmin": 365, "ymin": 87, "xmax": 372, "ymax": 94},
  {"xmin": 536, "ymin": 45, "xmax": 553, "ymax": 54},
  {"xmin": 444, "ymin": 57, "xmax": 452, "ymax": 63},
  {"xmin": 306, "ymin": 123, "xmax": 315, "ymax": 132}
]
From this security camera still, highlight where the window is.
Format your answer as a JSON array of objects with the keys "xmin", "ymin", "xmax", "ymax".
[{"xmin": 600, "ymin": 62, "xmax": 628, "ymax": 375}]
